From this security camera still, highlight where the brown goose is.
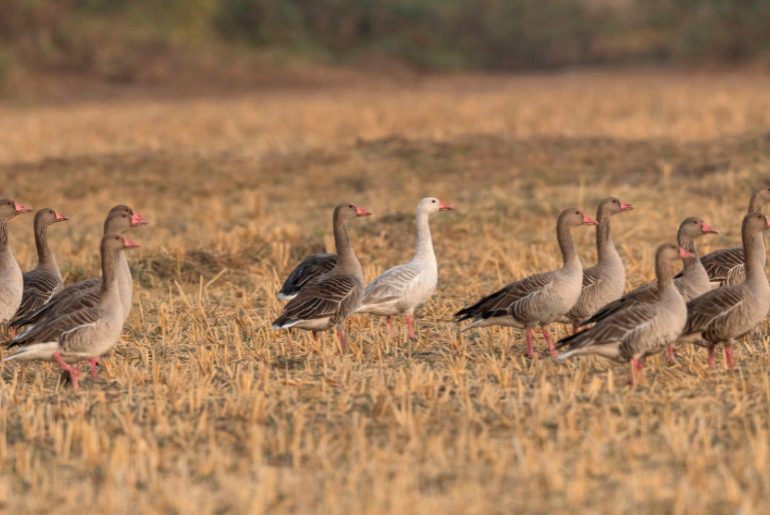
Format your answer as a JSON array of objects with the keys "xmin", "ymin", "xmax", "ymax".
[
  {"xmin": 581, "ymin": 217, "xmax": 719, "ymax": 325},
  {"xmin": 681, "ymin": 213, "xmax": 770, "ymax": 368},
  {"xmin": 560, "ymin": 197, "xmax": 633, "ymax": 330},
  {"xmin": 8, "ymin": 205, "xmax": 147, "ymax": 333},
  {"xmin": 454, "ymin": 208, "xmax": 597, "ymax": 357},
  {"xmin": 696, "ymin": 187, "xmax": 770, "ymax": 286},
  {"xmin": 272, "ymin": 203, "xmax": 371, "ymax": 352},
  {"xmin": 10, "ymin": 208, "xmax": 69, "ymax": 327},
  {"xmin": 277, "ymin": 253, "xmax": 337, "ymax": 301},
  {"xmin": 3, "ymin": 235, "xmax": 139, "ymax": 390},
  {"xmin": 556, "ymin": 244, "xmax": 692, "ymax": 384},
  {"xmin": 0, "ymin": 199, "xmax": 32, "ymax": 326}
]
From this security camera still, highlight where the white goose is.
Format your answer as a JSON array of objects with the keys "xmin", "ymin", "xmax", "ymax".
[{"xmin": 356, "ymin": 197, "xmax": 453, "ymax": 339}]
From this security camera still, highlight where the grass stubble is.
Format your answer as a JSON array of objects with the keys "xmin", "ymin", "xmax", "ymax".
[{"xmin": 1, "ymin": 70, "xmax": 770, "ymax": 513}]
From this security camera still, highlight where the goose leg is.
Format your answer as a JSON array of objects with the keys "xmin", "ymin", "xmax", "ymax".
[
  {"xmin": 89, "ymin": 358, "xmax": 100, "ymax": 380},
  {"xmin": 53, "ymin": 352, "xmax": 80, "ymax": 391},
  {"xmin": 666, "ymin": 344, "xmax": 676, "ymax": 364},
  {"xmin": 629, "ymin": 358, "xmax": 645, "ymax": 385},
  {"xmin": 336, "ymin": 326, "xmax": 349, "ymax": 353},
  {"xmin": 724, "ymin": 342, "xmax": 735, "ymax": 369},
  {"xmin": 707, "ymin": 346, "xmax": 716, "ymax": 368},
  {"xmin": 405, "ymin": 315, "xmax": 416, "ymax": 340},
  {"xmin": 572, "ymin": 323, "xmax": 579, "ymax": 335},
  {"xmin": 386, "ymin": 316, "xmax": 395, "ymax": 336},
  {"xmin": 525, "ymin": 328, "xmax": 534, "ymax": 358},
  {"xmin": 542, "ymin": 327, "xmax": 557, "ymax": 357}
]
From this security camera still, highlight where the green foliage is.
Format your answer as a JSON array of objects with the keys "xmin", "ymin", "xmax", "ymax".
[{"xmin": 2, "ymin": 0, "xmax": 770, "ymax": 73}]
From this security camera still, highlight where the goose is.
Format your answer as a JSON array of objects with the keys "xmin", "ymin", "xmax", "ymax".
[
  {"xmin": 356, "ymin": 197, "xmax": 453, "ymax": 339},
  {"xmin": 277, "ymin": 253, "xmax": 337, "ymax": 301},
  {"xmin": 680, "ymin": 213, "xmax": 770, "ymax": 368},
  {"xmin": 0, "ymin": 199, "xmax": 32, "ymax": 326},
  {"xmin": 580, "ymin": 217, "xmax": 719, "ymax": 325},
  {"xmin": 695, "ymin": 187, "xmax": 770, "ymax": 287},
  {"xmin": 10, "ymin": 208, "xmax": 69, "ymax": 328},
  {"xmin": 3, "ymin": 234, "xmax": 140, "ymax": 390},
  {"xmin": 9, "ymin": 205, "xmax": 148, "ymax": 333},
  {"xmin": 272, "ymin": 203, "xmax": 371, "ymax": 352},
  {"xmin": 454, "ymin": 208, "xmax": 597, "ymax": 357},
  {"xmin": 560, "ymin": 197, "xmax": 633, "ymax": 331},
  {"xmin": 556, "ymin": 244, "xmax": 692, "ymax": 384}
]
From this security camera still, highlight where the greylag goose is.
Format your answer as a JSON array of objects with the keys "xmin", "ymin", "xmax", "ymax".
[
  {"xmin": 556, "ymin": 244, "xmax": 692, "ymax": 384},
  {"xmin": 680, "ymin": 213, "xmax": 770, "ymax": 368},
  {"xmin": 357, "ymin": 197, "xmax": 453, "ymax": 339},
  {"xmin": 8, "ymin": 205, "xmax": 147, "ymax": 333},
  {"xmin": 560, "ymin": 197, "xmax": 633, "ymax": 330},
  {"xmin": 454, "ymin": 208, "xmax": 597, "ymax": 357},
  {"xmin": 695, "ymin": 187, "xmax": 770, "ymax": 286},
  {"xmin": 10, "ymin": 208, "xmax": 69, "ymax": 327},
  {"xmin": 3, "ymin": 234, "xmax": 139, "ymax": 390},
  {"xmin": 277, "ymin": 253, "xmax": 337, "ymax": 300},
  {"xmin": 581, "ymin": 217, "xmax": 719, "ymax": 325},
  {"xmin": 0, "ymin": 199, "xmax": 32, "ymax": 326},
  {"xmin": 272, "ymin": 203, "xmax": 371, "ymax": 352}
]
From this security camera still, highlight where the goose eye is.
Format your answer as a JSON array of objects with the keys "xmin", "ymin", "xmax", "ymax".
[{"xmin": 432, "ymin": 200, "xmax": 436, "ymax": 203}]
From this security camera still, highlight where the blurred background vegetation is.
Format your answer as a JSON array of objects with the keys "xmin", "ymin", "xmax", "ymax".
[{"xmin": 2, "ymin": 0, "xmax": 770, "ymax": 87}]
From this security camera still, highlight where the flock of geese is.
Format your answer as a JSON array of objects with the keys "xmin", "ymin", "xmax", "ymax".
[{"xmin": 0, "ymin": 187, "xmax": 768, "ymax": 389}]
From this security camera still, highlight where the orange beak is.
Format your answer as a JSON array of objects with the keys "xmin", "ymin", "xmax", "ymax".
[
  {"xmin": 438, "ymin": 200, "xmax": 453, "ymax": 211},
  {"xmin": 130, "ymin": 212, "xmax": 149, "ymax": 226},
  {"xmin": 123, "ymin": 238, "xmax": 141, "ymax": 249},
  {"xmin": 582, "ymin": 214, "xmax": 599, "ymax": 225},
  {"xmin": 702, "ymin": 222, "xmax": 719, "ymax": 234},
  {"xmin": 619, "ymin": 201, "xmax": 634, "ymax": 212},
  {"xmin": 14, "ymin": 202, "xmax": 31, "ymax": 214},
  {"xmin": 55, "ymin": 212, "xmax": 68, "ymax": 222},
  {"xmin": 355, "ymin": 206, "xmax": 372, "ymax": 217}
]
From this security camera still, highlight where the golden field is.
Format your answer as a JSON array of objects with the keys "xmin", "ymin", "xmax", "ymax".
[{"xmin": 2, "ymin": 69, "xmax": 770, "ymax": 513}]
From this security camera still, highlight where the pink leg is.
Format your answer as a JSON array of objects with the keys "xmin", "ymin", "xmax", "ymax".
[
  {"xmin": 666, "ymin": 344, "xmax": 675, "ymax": 364},
  {"xmin": 336, "ymin": 327, "xmax": 349, "ymax": 353},
  {"xmin": 53, "ymin": 352, "xmax": 80, "ymax": 391},
  {"xmin": 724, "ymin": 343, "xmax": 735, "ymax": 369},
  {"xmin": 312, "ymin": 331, "xmax": 319, "ymax": 342},
  {"xmin": 89, "ymin": 358, "xmax": 100, "ymax": 380},
  {"xmin": 707, "ymin": 346, "xmax": 715, "ymax": 368},
  {"xmin": 629, "ymin": 357, "xmax": 645, "ymax": 385},
  {"xmin": 525, "ymin": 328, "xmax": 534, "ymax": 358},
  {"xmin": 386, "ymin": 316, "xmax": 395, "ymax": 336},
  {"xmin": 405, "ymin": 315, "xmax": 416, "ymax": 340},
  {"xmin": 542, "ymin": 327, "xmax": 557, "ymax": 358}
]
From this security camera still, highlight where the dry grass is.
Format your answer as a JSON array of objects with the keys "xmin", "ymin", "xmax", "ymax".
[{"xmin": 2, "ymin": 69, "xmax": 770, "ymax": 513}]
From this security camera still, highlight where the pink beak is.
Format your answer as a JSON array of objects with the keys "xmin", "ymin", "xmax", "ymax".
[
  {"xmin": 679, "ymin": 247, "xmax": 695, "ymax": 259},
  {"xmin": 14, "ymin": 202, "xmax": 31, "ymax": 214},
  {"xmin": 355, "ymin": 206, "xmax": 372, "ymax": 217},
  {"xmin": 702, "ymin": 222, "xmax": 719, "ymax": 234},
  {"xmin": 438, "ymin": 200, "xmax": 453, "ymax": 211},
  {"xmin": 55, "ymin": 211, "xmax": 68, "ymax": 222},
  {"xmin": 582, "ymin": 214, "xmax": 599, "ymax": 225},
  {"xmin": 130, "ymin": 212, "xmax": 149, "ymax": 226},
  {"xmin": 619, "ymin": 201, "xmax": 634, "ymax": 211},
  {"xmin": 123, "ymin": 238, "xmax": 141, "ymax": 249}
]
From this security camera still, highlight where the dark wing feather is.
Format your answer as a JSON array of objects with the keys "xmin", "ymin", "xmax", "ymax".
[
  {"xmin": 699, "ymin": 247, "xmax": 745, "ymax": 285},
  {"xmin": 580, "ymin": 282, "xmax": 658, "ymax": 326},
  {"xmin": 7, "ymin": 306, "xmax": 101, "ymax": 348},
  {"xmin": 558, "ymin": 302, "xmax": 656, "ymax": 351},
  {"xmin": 455, "ymin": 271, "xmax": 554, "ymax": 321},
  {"xmin": 274, "ymin": 273, "xmax": 360, "ymax": 326},
  {"xmin": 278, "ymin": 253, "xmax": 337, "ymax": 298},
  {"xmin": 10, "ymin": 278, "xmax": 101, "ymax": 329},
  {"xmin": 683, "ymin": 286, "xmax": 745, "ymax": 336},
  {"xmin": 10, "ymin": 269, "xmax": 62, "ymax": 326}
]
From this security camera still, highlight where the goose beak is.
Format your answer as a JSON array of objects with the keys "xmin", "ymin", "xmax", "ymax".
[
  {"xmin": 355, "ymin": 206, "xmax": 372, "ymax": 217},
  {"xmin": 619, "ymin": 201, "xmax": 634, "ymax": 212},
  {"xmin": 55, "ymin": 212, "xmax": 68, "ymax": 222},
  {"xmin": 123, "ymin": 238, "xmax": 141, "ymax": 249},
  {"xmin": 130, "ymin": 212, "xmax": 149, "ymax": 226},
  {"xmin": 438, "ymin": 200, "xmax": 453, "ymax": 211},
  {"xmin": 679, "ymin": 247, "xmax": 695, "ymax": 259},
  {"xmin": 702, "ymin": 222, "xmax": 719, "ymax": 234},
  {"xmin": 582, "ymin": 214, "xmax": 599, "ymax": 225},
  {"xmin": 14, "ymin": 202, "xmax": 31, "ymax": 214}
]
